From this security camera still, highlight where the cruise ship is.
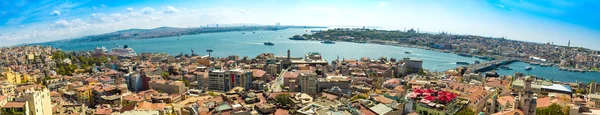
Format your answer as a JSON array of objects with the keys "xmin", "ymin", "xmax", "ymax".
[
  {"xmin": 94, "ymin": 46, "xmax": 108, "ymax": 52},
  {"xmin": 111, "ymin": 45, "xmax": 137, "ymax": 57}
]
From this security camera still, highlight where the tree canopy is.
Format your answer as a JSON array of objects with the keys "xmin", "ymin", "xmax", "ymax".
[
  {"xmin": 536, "ymin": 103, "xmax": 566, "ymax": 115},
  {"xmin": 275, "ymin": 94, "xmax": 293, "ymax": 107}
]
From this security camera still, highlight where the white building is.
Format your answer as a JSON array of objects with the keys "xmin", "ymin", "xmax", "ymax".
[{"xmin": 14, "ymin": 87, "xmax": 52, "ymax": 115}]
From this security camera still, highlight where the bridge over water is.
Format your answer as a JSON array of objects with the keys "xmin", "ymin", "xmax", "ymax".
[{"xmin": 461, "ymin": 59, "xmax": 518, "ymax": 73}]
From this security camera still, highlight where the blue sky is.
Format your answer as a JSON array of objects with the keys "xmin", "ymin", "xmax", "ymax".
[{"xmin": 1, "ymin": 0, "xmax": 599, "ymax": 50}]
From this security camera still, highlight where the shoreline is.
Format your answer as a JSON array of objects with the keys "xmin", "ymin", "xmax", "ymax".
[{"xmin": 302, "ymin": 38, "xmax": 600, "ymax": 74}]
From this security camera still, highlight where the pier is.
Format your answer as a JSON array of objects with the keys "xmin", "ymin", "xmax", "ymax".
[{"xmin": 462, "ymin": 59, "xmax": 518, "ymax": 73}]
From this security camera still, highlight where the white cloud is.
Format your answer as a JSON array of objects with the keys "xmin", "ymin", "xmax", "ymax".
[
  {"xmin": 127, "ymin": 8, "xmax": 134, "ymax": 12},
  {"xmin": 142, "ymin": 7, "xmax": 155, "ymax": 15},
  {"xmin": 163, "ymin": 6, "xmax": 180, "ymax": 14},
  {"xmin": 100, "ymin": 4, "xmax": 107, "ymax": 8},
  {"xmin": 54, "ymin": 18, "xmax": 88, "ymax": 28},
  {"xmin": 496, "ymin": 4, "xmax": 505, "ymax": 8},
  {"xmin": 378, "ymin": 1, "xmax": 388, "ymax": 7},
  {"xmin": 49, "ymin": 10, "xmax": 61, "ymax": 16}
]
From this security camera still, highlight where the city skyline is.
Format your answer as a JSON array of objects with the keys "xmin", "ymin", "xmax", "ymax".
[{"xmin": 1, "ymin": 0, "xmax": 599, "ymax": 50}]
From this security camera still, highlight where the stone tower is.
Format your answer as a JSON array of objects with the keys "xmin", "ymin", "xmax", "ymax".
[
  {"xmin": 519, "ymin": 76, "xmax": 536, "ymax": 115},
  {"xmin": 490, "ymin": 93, "xmax": 498, "ymax": 114}
]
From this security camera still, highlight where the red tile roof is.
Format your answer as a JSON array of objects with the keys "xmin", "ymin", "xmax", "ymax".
[
  {"xmin": 252, "ymin": 69, "xmax": 266, "ymax": 77},
  {"xmin": 373, "ymin": 96, "xmax": 394, "ymax": 104},
  {"xmin": 2, "ymin": 102, "xmax": 26, "ymax": 108},
  {"xmin": 94, "ymin": 108, "xmax": 112, "ymax": 115},
  {"xmin": 283, "ymin": 72, "xmax": 298, "ymax": 79},
  {"xmin": 274, "ymin": 109, "xmax": 289, "ymax": 115},
  {"xmin": 359, "ymin": 105, "xmax": 377, "ymax": 115}
]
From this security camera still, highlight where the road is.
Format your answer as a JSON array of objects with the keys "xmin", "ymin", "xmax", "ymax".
[{"xmin": 268, "ymin": 68, "xmax": 287, "ymax": 92}]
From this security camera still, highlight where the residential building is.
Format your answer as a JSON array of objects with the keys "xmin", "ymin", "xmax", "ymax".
[
  {"xmin": 208, "ymin": 70, "xmax": 228, "ymax": 91},
  {"xmin": 298, "ymin": 72, "xmax": 317, "ymax": 95},
  {"xmin": 1, "ymin": 101, "xmax": 29, "ymax": 115},
  {"xmin": 316, "ymin": 76, "xmax": 351, "ymax": 93},
  {"xmin": 283, "ymin": 71, "xmax": 298, "ymax": 92},
  {"xmin": 399, "ymin": 58, "xmax": 423, "ymax": 72},
  {"xmin": 149, "ymin": 80, "xmax": 187, "ymax": 94},
  {"xmin": 75, "ymin": 86, "xmax": 93, "ymax": 107},
  {"xmin": 13, "ymin": 87, "xmax": 52, "ymax": 115},
  {"xmin": 125, "ymin": 72, "xmax": 143, "ymax": 92},
  {"xmin": 590, "ymin": 82, "xmax": 599, "ymax": 94},
  {"xmin": 0, "ymin": 83, "xmax": 15, "ymax": 95},
  {"xmin": 3, "ymin": 68, "xmax": 22, "ymax": 84}
]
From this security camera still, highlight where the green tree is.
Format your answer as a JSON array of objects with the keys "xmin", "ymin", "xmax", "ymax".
[
  {"xmin": 275, "ymin": 94, "xmax": 292, "ymax": 107},
  {"xmin": 456, "ymin": 108, "xmax": 476, "ymax": 115},
  {"xmin": 576, "ymin": 89, "xmax": 587, "ymax": 94},
  {"xmin": 181, "ymin": 79, "xmax": 190, "ymax": 87},
  {"xmin": 418, "ymin": 69, "xmax": 426, "ymax": 75},
  {"xmin": 536, "ymin": 103, "xmax": 565, "ymax": 115},
  {"xmin": 161, "ymin": 71, "xmax": 170, "ymax": 80}
]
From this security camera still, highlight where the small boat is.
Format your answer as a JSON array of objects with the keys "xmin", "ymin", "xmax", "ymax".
[
  {"xmin": 253, "ymin": 32, "xmax": 256, "ymax": 34},
  {"xmin": 405, "ymin": 51, "xmax": 411, "ymax": 54},
  {"xmin": 500, "ymin": 65, "xmax": 512, "ymax": 70},
  {"xmin": 264, "ymin": 42, "xmax": 274, "ymax": 46},
  {"xmin": 474, "ymin": 60, "xmax": 480, "ymax": 64},
  {"xmin": 525, "ymin": 66, "xmax": 533, "ymax": 71},
  {"xmin": 321, "ymin": 40, "xmax": 335, "ymax": 44},
  {"xmin": 242, "ymin": 32, "xmax": 245, "ymax": 34},
  {"xmin": 456, "ymin": 62, "xmax": 470, "ymax": 65}
]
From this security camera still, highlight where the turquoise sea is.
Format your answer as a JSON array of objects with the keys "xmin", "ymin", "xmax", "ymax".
[{"xmin": 43, "ymin": 29, "xmax": 600, "ymax": 83}]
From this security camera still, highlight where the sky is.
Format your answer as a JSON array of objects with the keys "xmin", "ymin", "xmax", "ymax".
[{"xmin": 0, "ymin": 0, "xmax": 599, "ymax": 49}]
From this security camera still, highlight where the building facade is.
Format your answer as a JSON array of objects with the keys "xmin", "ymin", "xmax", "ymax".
[{"xmin": 298, "ymin": 73, "xmax": 317, "ymax": 95}]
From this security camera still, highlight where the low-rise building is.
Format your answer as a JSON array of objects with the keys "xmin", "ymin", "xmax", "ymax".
[
  {"xmin": 149, "ymin": 80, "xmax": 187, "ymax": 94},
  {"xmin": 1, "ymin": 101, "xmax": 29, "ymax": 115},
  {"xmin": 317, "ymin": 76, "xmax": 351, "ymax": 93}
]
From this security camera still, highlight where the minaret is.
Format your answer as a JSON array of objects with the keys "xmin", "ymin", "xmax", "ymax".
[
  {"xmin": 490, "ymin": 93, "xmax": 498, "ymax": 114},
  {"xmin": 529, "ymin": 94, "xmax": 537, "ymax": 115},
  {"xmin": 514, "ymin": 96, "xmax": 520, "ymax": 109}
]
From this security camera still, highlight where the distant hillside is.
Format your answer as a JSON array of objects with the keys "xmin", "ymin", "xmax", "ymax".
[{"xmin": 41, "ymin": 25, "xmax": 325, "ymax": 44}]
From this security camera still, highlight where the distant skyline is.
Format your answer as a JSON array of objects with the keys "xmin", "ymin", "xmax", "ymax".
[{"xmin": 1, "ymin": 0, "xmax": 599, "ymax": 49}]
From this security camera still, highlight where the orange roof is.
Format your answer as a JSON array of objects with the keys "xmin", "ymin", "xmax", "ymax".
[
  {"xmin": 136, "ymin": 101, "xmax": 153, "ymax": 110},
  {"xmin": 359, "ymin": 105, "xmax": 377, "ymax": 115},
  {"xmin": 252, "ymin": 69, "xmax": 266, "ymax": 77},
  {"xmin": 2, "ymin": 102, "xmax": 26, "ymax": 108},
  {"xmin": 536, "ymin": 97, "xmax": 552, "ymax": 108},
  {"xmin": 497, "ymin": 96, "xmax": 515, "ymax": 107},
  {"xmin": 94, "ymin": 108, "xmax": 112, "ymax": 115},
  {"xmin": 321, "ymin": 92, "xmax": 338, "ymax": 100},
  {"xmin": 0, "ymin": 96, "xmax": 8, "ymax": 101},
  {"xmin": 373, "ymin": 96, "xmax": 394, "ymax": 104},
  {"xmin": 491, "ymin": 109, "xmax": 524, "ymax": 115},
  {"xmin": 75, "ymin": 86, "xmax": 90, "ymax": 91},
  {"xmin": 393, "ymin": 86, "xmax": 405, "ymax": 93},
  {"xmin": 123, "ymin": 95, "xmax": 144, "ymax": 102},
  {"xmin": 467, "ymin": 89, "xmax": 489, "ymax": 103},
  {"xmin": 274, "ymin": 109, "xmax": 289, "ymax": 115},
  {"xmin": 283, "ymin": 72, "xmax": 298, "ymax": 78},
  {"xmin": 151, "ymin": 103, "xmax": 166, "ymax": 110}
]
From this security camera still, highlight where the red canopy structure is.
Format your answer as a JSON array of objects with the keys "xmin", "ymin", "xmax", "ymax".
[
  {"xmin": 436, "ymin": 91, "xmax": 458, "ymax": 103},
  {"xmin": 414, "ymin": 89, "xmax": 424, "ymax": 94},
  {"xmin": 425, "ymin": 89, "xmax": 435, "ymax": 94},
  {"xmin": 424, "ymin": 95, "xmax": 436, "ymax": 101}
]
